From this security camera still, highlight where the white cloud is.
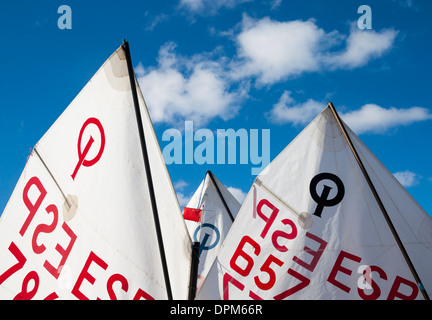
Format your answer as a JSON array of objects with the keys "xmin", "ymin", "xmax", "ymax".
[
  {"xmin": 392, "ymin": 0, "xmax": 417, "ymax": 9},
  {"xmin": 173, "ymin": 179, "xmax": 192, "ymax": 207},
  {"xmin": 227, "ymin": 186, "xmax": 247, "ymax": 204},
  {"xmin": 267, "ymin": 94, "xmax": 432, "ymax": 134},
  {"xmin": 144, "ymin": 13, "xmax": 169, "ymax": 31},
  {"xmin": 174, "ymin": 179, "xmax": 189, "ymax": 191},
  {"xmin": 179, "ymin": 0, "xmax": 251, "ymax": 15},
  {"xmin": 176, "ymin": 192, "xmax": 192, "ymax": 207},
  {"xmin": 325, "ymin": 27, "xmax": 398, "ymax": 69},
  {"xmin": 137, "ymin": 43, "xmax": 245, "ymax": 125},
  {"xmin": 266, "ymin": 91, "xmax": 323, "ymax": 125},
  {"xmin": 341, "ymin": 104, "xmax": 432, "ymax": 134},
  {"xmin": 393, "ymin": 170, "xmax": 421, "ymax": 187},
  {"xmin": 231, "ymin": 16, "xmax": 325, "ymax": 84},
  {"xmin": 269, "ymin": 0, "xmax": 282, "ymax": 10},
  {"xmin": 137, "ymin": 16, "xmax": 400, "ymax": 125},
  {"xmin": 230, "ymin": 15, "xmax": 398, "ymax": 85}
]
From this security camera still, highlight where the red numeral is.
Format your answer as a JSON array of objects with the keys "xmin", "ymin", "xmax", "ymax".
[
  {"xmin": 223, "ymin": 273, "xmax": 244, "ymax": 300},
  {"xmin": 273, "ymin": 268, "xmax": 310, "ymax": 300},
  {"xmin": 14, "ymin": 271, "xmax": 39, "ymax": 300},
  {"xmin": 133, "ymin": 289, "xmax": 154, "ymax": 300},
  {"xmin": 254, "ymin": 254, "xmax": 284, "ymax": 290},
  {"xmin": 230, "ymin": 236, "xmax": 260, "ymax": 277},
  {"xmin": 0, "ymin": 242, "xmax": 26, "ymax": 285}
]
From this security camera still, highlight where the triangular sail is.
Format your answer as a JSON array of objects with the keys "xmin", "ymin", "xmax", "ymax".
[
  {"xmin": 196, "ymin": 104, "xmax": 432, "ymax": 300},
  {"xmin": 0, "ymin": 44, "xmax": 192, "ymax": 299},
  {"xmin": 183, "ymin": 171, "xmax": 241, "ymax": 292}
]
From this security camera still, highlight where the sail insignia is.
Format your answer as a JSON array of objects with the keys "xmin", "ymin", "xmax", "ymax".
[
  {"xmin": 196, "ymin": 104, "xmax": 432, "ymax": 300},
  {"xmin": 0, "ymin": 41, "xmax": 192, "ymax": 300}
]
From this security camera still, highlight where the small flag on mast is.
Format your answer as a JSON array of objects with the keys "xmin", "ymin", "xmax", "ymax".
[{"xmin": 183, "ymin": 207, "xmax": 203, "ymax": 222}]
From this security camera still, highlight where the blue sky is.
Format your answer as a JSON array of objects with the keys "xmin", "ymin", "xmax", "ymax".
[{"xmin": 1, "ymin": 0, "xmax": 431, "ymax": 216}]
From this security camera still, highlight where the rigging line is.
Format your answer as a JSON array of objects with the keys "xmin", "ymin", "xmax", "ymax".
[
  {"xmin": 197, "ymin": 170, "xmax": 208, "ymax": 210},
  {"xmin": 196, "ymin": 170, "xmax": 208, "ymax": 241},
  {"xmin": 254, "ymin": 177, "xmax": 305, "ymax": 222},
  {"xmin": 33, "ymin": 147, "xmax": 71, "ymax": 208},
  {"xmin": 122, "ymin": 40, "xmax": 173, "ymax": 300},
  {"xmin": 206, "ymin": 170, "xmax": 235, "ymax": 222},
  {"xmin": 328, "ymin": 101, "xmax": 429, "ymax": 300}
]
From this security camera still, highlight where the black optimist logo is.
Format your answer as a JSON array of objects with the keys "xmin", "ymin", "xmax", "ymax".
[{"xmin": 309, "ymin": 173, "xmax": 345, "ymax": 218}]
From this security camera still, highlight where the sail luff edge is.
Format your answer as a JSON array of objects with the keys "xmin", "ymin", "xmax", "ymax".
[
  {"xmin": 328, "ymin": 101, "xmax": 429, "ymax": 300},
  {"xmin": 122, "ymin": 40, "xmax": 173, "ymax": 300},
  {"xmin": 206, "ymin": 170, "xmax": 235, "ymax": 222}
]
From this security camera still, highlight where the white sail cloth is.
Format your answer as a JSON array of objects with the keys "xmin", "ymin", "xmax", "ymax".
[
  {"xmin": 183, "ymin": 171, "xmax": 240, "ymax": 291},
  {"xmin": 0, "ymin": 45, "xmax": 192, "ymax": 299},
  {"xmin": 197, "ymin": 106, "xmax": 432, "ymax": 300}
]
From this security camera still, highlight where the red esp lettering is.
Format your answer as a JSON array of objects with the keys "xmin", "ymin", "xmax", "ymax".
[
  {"xmin": 357, "ymin": 265, "xmax": 387, "ymax": 300},
  {"xmin": 22, "ymin": 177, "xmax": 78, "ymax": 279},
  {"xmin": 387, "ymin": 276, "xmax": 419, "ymax": 300},
  {"xmin": 72, "ymin": 251, "xmax": 155, "ymax": 300},
  {"xmin": 271, "ymin": 218, "xmax": 297, "ymax": 252},
  {"xmin": 21, "ymin": 176, "xmax": 47, "ymax": 236},
  {"xmin": 272, "ymin": 233, "xmax": 327, "ymax": 299},
  {"xmin": 43, "ymin": 222, "xmax": 77, "ymax": 279},
  {"xmin": 256, "ymin": 199, "xmax": 279, "ymax": 239},
  {"xmin": 292, "ymin": 232, "xmax": 327, "ymax": 272},
  {"xmin": 72, "ymin": 251, "xmax": 108, "ymax": 300},
  {"xmin": 328, "ymin": 250, "xmax": 419, "ymax": 299},
  {"xmin": 327, "ymin": 250, "xmax": 362, "ymax": 293},
  {"xmin": 32, "ymin": 204, "xmax": 58, "ymax": 254}
]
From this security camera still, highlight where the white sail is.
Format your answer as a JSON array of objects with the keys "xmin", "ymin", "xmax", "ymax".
[
  {"xmin": 0, "ymin": 44, "xmax": 192, "ymax": 300},
  {"xmin": 183, "ymin": 171, "xmax": 240, "ymax": 292},
  {"xmin": 197, "ymin": 105, "xmax": 432, "ymax": 300}
]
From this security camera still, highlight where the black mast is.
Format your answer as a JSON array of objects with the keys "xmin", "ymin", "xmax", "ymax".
[
  {"xmin": 188, "ymin": 170, "xmax": 235, "ymax": 299},
  {"xmin": 188, "ymin": 241, "xmax": 200, "ymax": 300},
  {"xmin": 122, "ymin": 40, "xmax": 173, "ymax": 300},
  {"xmin": 328, "ymin": 101, "xmax": 429, "ymax": 300}
]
